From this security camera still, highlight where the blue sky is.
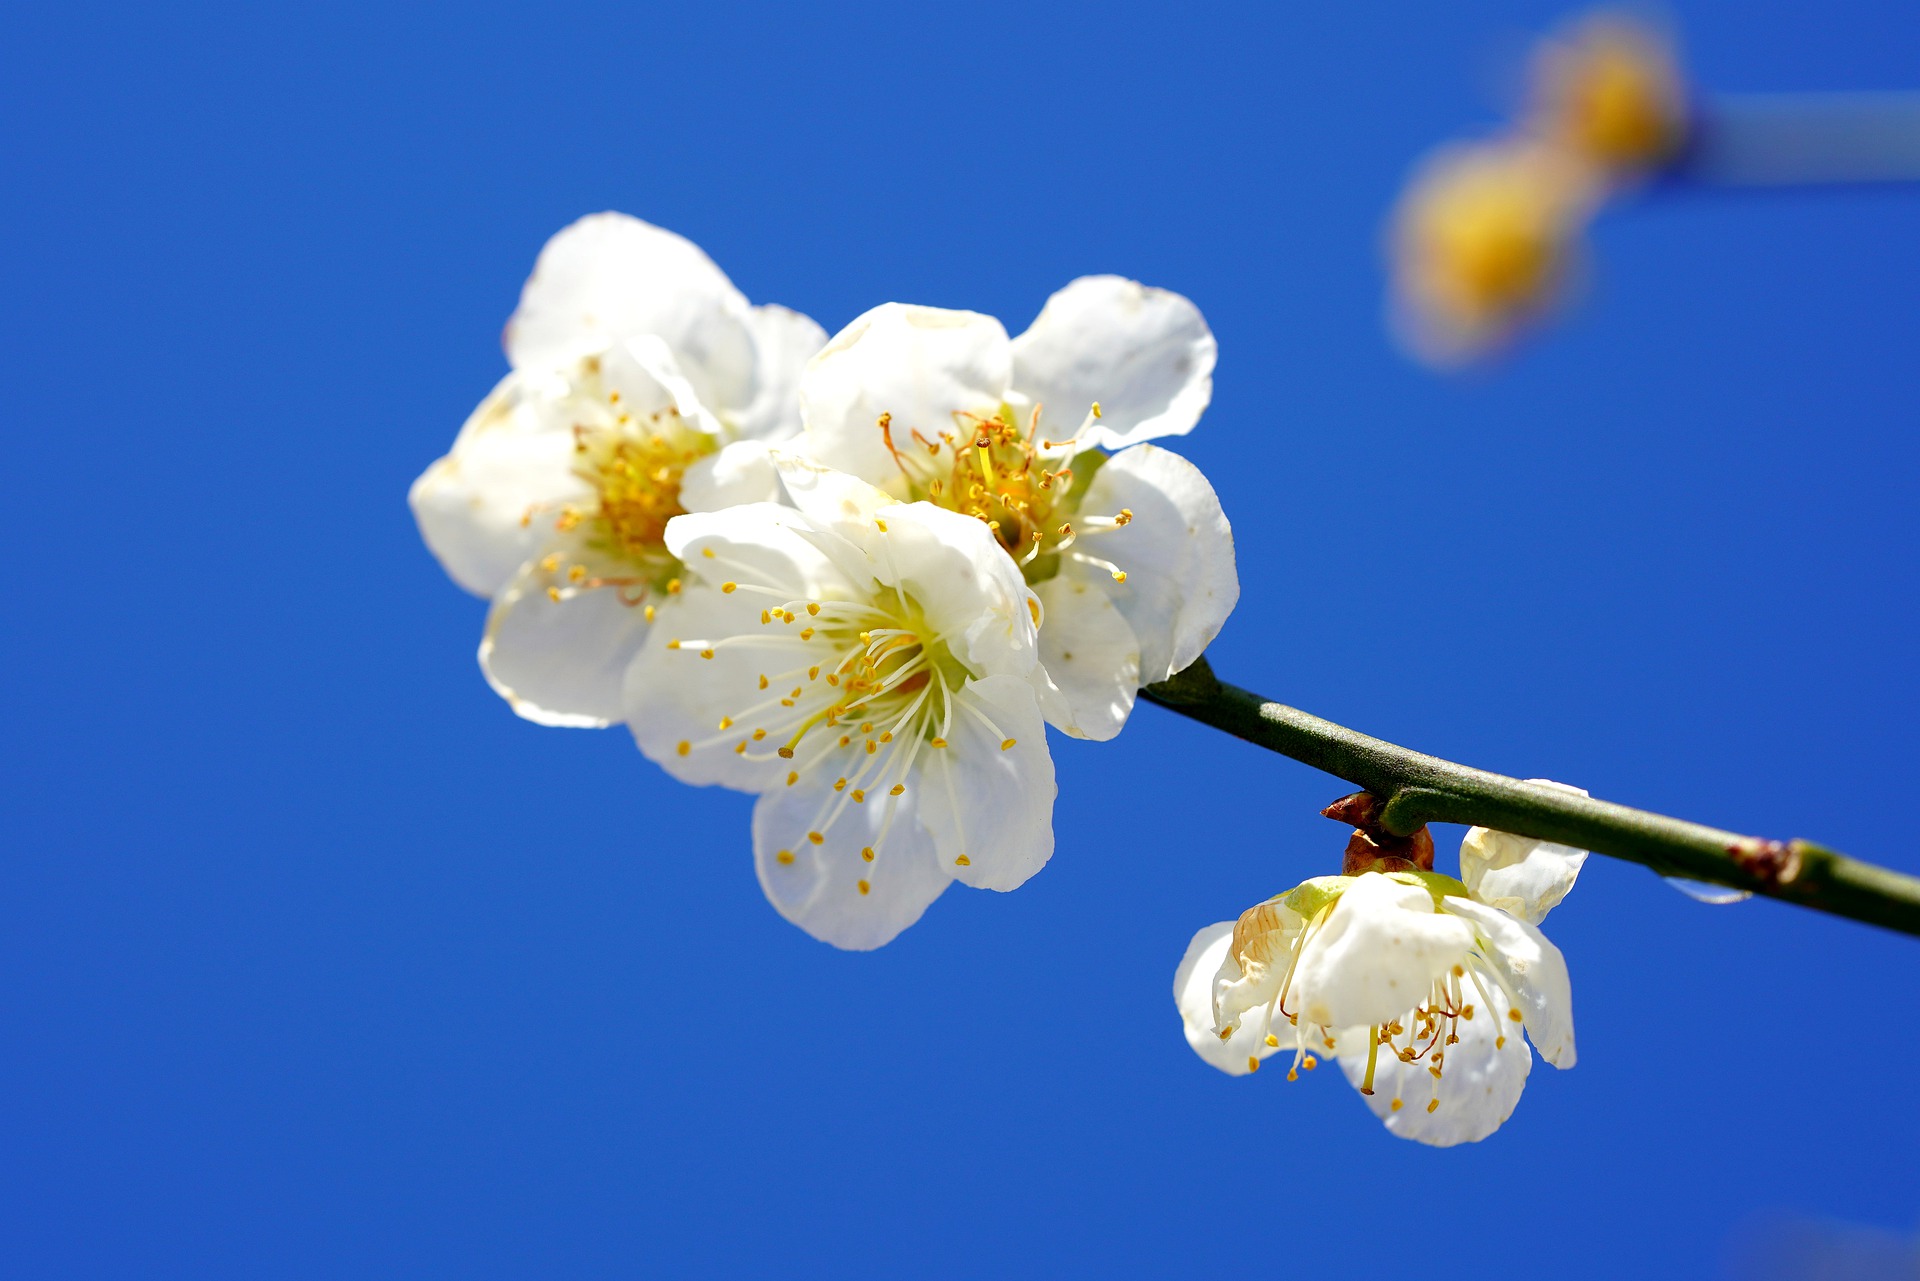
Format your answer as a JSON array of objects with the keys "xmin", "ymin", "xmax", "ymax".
[{"xmin": 4, "ymin": 1, "xmax": 1917, "ymax": 1276}]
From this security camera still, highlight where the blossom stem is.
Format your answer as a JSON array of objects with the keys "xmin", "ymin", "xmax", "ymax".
[{"xmin": 1140, "ymin": 658, "xmax": 1920, "ymax": 938}]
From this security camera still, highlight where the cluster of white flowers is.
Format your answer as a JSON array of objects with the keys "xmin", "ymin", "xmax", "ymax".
[
  {"xmin": 1174, "ymin": 783, "xmax": 1589, "ymax": 1147},
  {"xmin": 412, "ymin": 213, "xmax": 1589, "ymax": 1147},
  {"xmin": 412, "ymin": 212, "xmax": 1236, "ymax": 949}
]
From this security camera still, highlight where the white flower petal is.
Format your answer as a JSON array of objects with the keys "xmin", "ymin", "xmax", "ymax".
[
  {"xmin": 503, "ymin": 212, "xmax": 758, "ymax": 417},
  {"xmin": 734, "ymin": 304, "xmax": 829, "ymax": 442},
  {"xmin": 768, "ymin": 450, "xmax": 897, "ymax": 526},
  {"xmin": 480, "ymin": 554, "xmax": 654, "ymax": 728},
  {"xmin": 603, "ymin": 333, "xmax": 726, "ymax": 440},
  {"xmin": 1076, "ymin": 445, "xmax": 1237, "ymax": 684},
  {"xmin": 627, "ymin": 506, "xmax": 857, "ymax": 792},
  {"xmin": 752, "ymin": 773, "xmax": 952, "ymax": 951},
  {"xmin": 912, "ymin": 675, "xmax": 1055, "ymax": 891},
  {"xmin": 866, "ymin": 502, "xmax": 1040, "ymax": 681},
  {"xmin": 1214, "ymin": 898, "xmax": 1303, "ymax": 1029},
  {"xmin": 1441, "ymin": 896, "xmax": 1577, "ymax": 1069},
  {"xmin": 1335, "ymin": 995, "xmax": 1533, "ymax": 1147},
  {"xmin": 680, "ymin": 440, "xmax": 782, "ymax": 513},
  {"xmin": 1292, "ymin": 873, "xmax": 1477, "ymax": 1031},
  {"xmin": 408, "ymin": 373, "xmax": 586, "ymax": 598},
  {"xmin": 660, "ymin": 503, "xmax": 852, "ymax": 597},
  {"xmin": 798, "ymin": 303, "xmax": 1012, "ymax": 488},
  {"xmin": 1174, "ymin": 923, "xmax": 1278, "ymax": 1077},
  {"xmin": 1010, "ymin": 275, "xmax": 1216, "ymax": 451},
  {"xmin": 1459, "ymin": 781, "xmax": 1590, "ymax": 925},
  {"xmin": 1030, "ymin": 572, "xmax": 1141, "ymax": 741}
]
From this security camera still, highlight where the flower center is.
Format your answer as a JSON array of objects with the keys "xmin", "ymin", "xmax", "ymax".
[
  {"xmin": 527, "ymin": 372, "xmax": 714, "ymax": 609},
  {"xmin": 1544, "ymin": 23, "xmax": 1683, "ymax": 169},
  {"xmin": 1418, "ymin": 179, "xmax": 1560, "ymax": 324},
  {"xmin": 668, "ymin": 555, "xmax": 1015, "ymax": 894},
  {"xmin": 871, "ymin": 404, "xmax": 1133, "ymax": 586},
  {"xmin": 1235, "ymin": 880, "xmax": 1526, "ymax": 1111}
]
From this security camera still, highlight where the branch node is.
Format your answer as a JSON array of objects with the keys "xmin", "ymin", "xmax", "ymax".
[
  {"xmin": 1726, "ymin": 838, "xmax": 1799, "ymax": 887},
  {"xmin": 1325, "ymin": 791, "xmax": 1435, "ymax": 874}
]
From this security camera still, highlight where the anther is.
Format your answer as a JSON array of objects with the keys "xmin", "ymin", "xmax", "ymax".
[
  {"xmin": 541, "ymin": 553, "xmax": 561, "ymax": 573},
  {"xmin": 785, "ymin": 770, "xmax": 798, "ymax": 785},
  {"xmin": 860, "ymin": 847, "xmax": 874, "ymax": 862},
  {"xmin": 643, "ymin": 605, "xmax": 655, "ymax": 622},
  {"xmin": 955, "ymin": 854, "xmax": 971, "ymax": 867},
  {"xmin": 1426, "ymin": 1099, "xmax": 1440, "ymax": 1114},
  {"xmin": 1000, "ymin": 737, "xmax": 1017, "ymax": 751},
  {"xmin": 667, "ymin": 578, "xmax": 682, "ymax": 594},
  {"xmin": 700, "ymin": 648, "xmax": 715, "ymax": 660},
  {"xmin": 547, "ymin": 587, "xmax": 562, "ymax": 603},
  {"xmin": 856, "ymin": 880, "xmax": 871, "ymax": 895},
  {"xmin": 1509, "ymin": 1008, "xmax": 1523, "ymax": 1022},
  {"xmin": 667, "ymin": 640, "xmax": 681, "ymax": 650},
  {"xmin": 759, "ymin": 674, "xmax": 770, "ymax": 690},
  {"xmin": 930, "ymin": 737, "xmax": 947, "ymax": 749},
  {"xmin": 807, "ymin": 832, "xmax": 824, "ymax": 845},
  {"xmin": 1265, "ymin": 1034, "xmax": 1280, "ymax": 1048},
  {"xmin": 889, "ymin": 784, "xmax": 905, "ymax": 796},
  {"xmin": 851, "ymin": 790, "xmax": 865, "ymax": 803},
  {"xmin": 1390, "ymin": 1099, "xmax": 1404, "ymax": 1112},
  {"xmin": 676, "ymin": 741, "xmax": 691, "ymax": 756},
  {"xmin": 568, "ymin": 564, "xmax": 586, "ymax": 583},
  {"xmin": 807, "ymin": 603, "xmax": 820, "ymax": 616},
  {"xmin": 722, "ymin": 582, "xmax": 737, "ymax": 593},
  {"xmin": 701, "ymin": 548, "xmax": 715, "ymax": 559},
  {"xmin": 834, "ymin": 778, "xmax": 847, "ymax": 792},
  {"xmin": 718, "ymin": 717, "xmax": 733, "ymax": 730},
  {"xmin": 776, "ymin": 850, "xmax": 795, "ymax": 865},
  {"xmin": 1303, "ymin": 1055, "xmax": 1318, "ymax": 1071}
]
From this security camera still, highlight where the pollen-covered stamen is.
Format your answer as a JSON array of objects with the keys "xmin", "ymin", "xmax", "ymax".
[
  {"xmin": 869, "ymin": 402, "xmax": 1133, "ymax": 587},
  {"xmin": 680, "ymin": 545, "xmax": 969, "ymax": 896},
  {"xmin": 559, "ymin": 382, "xmax": 716, "ymax": 601}
]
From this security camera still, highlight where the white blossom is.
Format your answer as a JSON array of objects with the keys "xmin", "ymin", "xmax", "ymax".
[
  {"xmin": 408, "ymin": 212, "xmax": 826, "ymax": 726},
  {"xmin": 790, "ymin": 279, "xmax": 1237, "ymax": 741},
  {"xmin": 622, "ymin": 468, "xmax": 1055, "ymax": 949},
  {"xmin": 1173, "ymin": 813, "xmax": 1586, "ymax": 1146}
]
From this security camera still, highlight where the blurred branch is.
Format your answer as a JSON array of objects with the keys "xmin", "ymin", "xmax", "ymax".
[
  {"xmin": 1141, "ymin": 657, "xmax": 1920, "ymax": 938},
  {"xmin": 1684, "ymin": 92, "xmax": 1920, "ymax": 188}
]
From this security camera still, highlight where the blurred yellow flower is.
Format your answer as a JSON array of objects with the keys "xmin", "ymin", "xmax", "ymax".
[
  {"xmin": 1527, "ymin": 13, "xmax": 1689, "ymax": 177},
  {"xmin": 1388, "ymin": 139, "xmax": 1599, "ymax": 364}
]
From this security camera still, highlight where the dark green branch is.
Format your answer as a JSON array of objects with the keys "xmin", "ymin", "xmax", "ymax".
[{"xmin": 1141, "ymin": 658, "xmax": 1920, "ymax": 938}]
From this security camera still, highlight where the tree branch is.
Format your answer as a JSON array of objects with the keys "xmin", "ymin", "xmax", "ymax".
[{"xmin": 1140, "ymin": 658, "xmax": 1920, "ymax": 938}]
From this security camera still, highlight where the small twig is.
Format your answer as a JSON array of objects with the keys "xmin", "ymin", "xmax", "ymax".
[{"xmin": 1140, "ymin": 657, "xmax": 1920, "ymax": 938}]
